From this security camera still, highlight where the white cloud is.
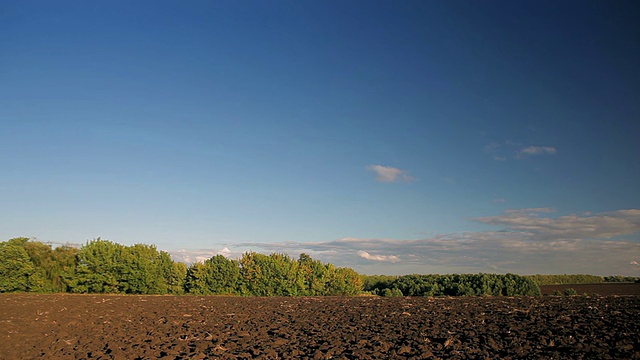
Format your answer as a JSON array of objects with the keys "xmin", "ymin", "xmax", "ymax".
[
  {"xmin": 519, "ymin": 146, "xmax": 557, "ymax": 156},
  {"xmin": 357, "ymin": 250, "xmax": 400, "ymax": 262},
  {"xmin": 367, "ymin": 165, "xmax": 414, "ymax": 183},
  {"xmin": 217, "ymin": 247, "xmax": 232, "ymax": 257},
  {"xmin": 169, "ymin": 247, "xmax": 236, "ymax": 264},
  {"xmin": 493, "ymin": 198, "xmax": 506, "ymax": 204}
]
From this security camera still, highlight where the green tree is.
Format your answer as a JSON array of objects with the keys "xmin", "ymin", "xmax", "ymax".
[
  {"xmin": 53, "ymin": 245, "xmax": 80, "ymax": 292},
  {"xmin": 527, "ymin": 274, "xmax": 604, "ymax": 285},
  {"xmin": 158, "ymin": 251, "xmax": 186, "ymax": 294},
  {"xmin": 22, "ymin": 240, "xmax": 80, "ymax": 292},
  {"xmin": 0, "ymin": 238, "xmax": 44, "ymax": 292},
  {"xmin": 299, "ymin": 253, "xmax": 330, "ymax": 296},
  {"xmin": 185, "ymin": 255, "xmax": 240, "ymax": 295},
  {"xmin": 325, "ymin": 266, "xmax": 363, "ymax": 295},
  {"xmin": 184, "ymin": 262, "xmax": 212, "ymax": 295},
  {"xmin": 68, "ymin": 238, "xmax": 122, "ymax": 293},
  {"xmin": 23, "ymin": 240, "xmax": 55, "ymax": 292},
  {"xmin": 206, "ymin": 255, "xmax": 241, "ymax": 294},
  {"xmin": 238, "ymin": 252, "xmax": 266, "ymax": 295},
  {"xmin": 239, "ymin": 252, "xmax": 310, "ymax": 296},
  {"xmin": 371, "ymin": 273, "xmax": 540, "ymax": 297},
  {"xmin": 381, "ymin": 288, "xmax": 403, "ymax": 297},
  {"xmin": 118, "ymin": 243, "xmax": 167, "ymax": 294}
]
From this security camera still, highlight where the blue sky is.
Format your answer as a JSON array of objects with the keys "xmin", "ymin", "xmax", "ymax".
[{"xmin": 1, "ymin": 1, "xmax": 639, "ymax": 275}]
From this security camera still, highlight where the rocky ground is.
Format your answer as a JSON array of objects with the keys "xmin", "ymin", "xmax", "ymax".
[{"xmin": 1, "ymin": 285, "xmax": 639, "ymax": 359}]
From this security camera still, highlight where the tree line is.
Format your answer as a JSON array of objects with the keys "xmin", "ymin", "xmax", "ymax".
[
  {"xmin": 362, "ymin": 273, "xmax": 542, "ymax": 296},
  {"xmin": 525, "ymin": 274, "xmax": 639, "ymax": 285},
  {"xmin": 6, "ymin": 237, "xmax": 632, "ymax": 296},
  {"xmin": 0, "ymin": 238, "xmax": 361, "ymax": 295},
  {"xmin": 526, "ymin": 274, "xmax": 605, "ymax": 286}
]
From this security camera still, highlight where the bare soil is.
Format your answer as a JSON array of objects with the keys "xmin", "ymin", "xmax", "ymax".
[{"xmin": 1, "ymin": 291, "xmax": 639, "ymax": 359}]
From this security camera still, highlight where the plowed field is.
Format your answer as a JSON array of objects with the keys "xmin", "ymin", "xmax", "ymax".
[{"xmin": 1, "ymin": 292, "xmax": 639, "ymax": 359}]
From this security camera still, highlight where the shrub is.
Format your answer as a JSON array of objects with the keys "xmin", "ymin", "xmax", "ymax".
[
  {"xmin": 381, "ymin": 288, "xmax": 403, "ymax": 297},
  {"xmin": 563, "ymin": 288, "xmax": 577, "ymax": 296}
]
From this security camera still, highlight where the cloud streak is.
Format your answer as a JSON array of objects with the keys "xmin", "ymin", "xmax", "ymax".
[
  {"xmin": 168, "ymin": 209, "xmax": 640, "ymax": 276},
  {"xmin": 476, "ymin": 208, "xmax": 640, "ymax": 239},
  {"xmin": 483, "ymin": 142, "xmax": 557, "ymax": 161},
  {"xmin": 367, "ymin": 165, "xmax": 414, "ymax": 183},
  {"xmin": 519, "ymin": 145, "xmax": 557, "ymax": 156}
]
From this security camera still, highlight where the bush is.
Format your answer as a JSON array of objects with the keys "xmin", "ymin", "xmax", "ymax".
[
  {"xmin": 563, "ymin": 288, "xmax": 577, "ymax": 296},
  {"xmin": 381, "ymin": 288, "xmax": 403, "ymax": 297}
]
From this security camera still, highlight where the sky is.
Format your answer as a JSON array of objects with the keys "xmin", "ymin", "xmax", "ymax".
[{"xmin": 1, "ymin": 0, "xmax": 639, "ymax": 276}]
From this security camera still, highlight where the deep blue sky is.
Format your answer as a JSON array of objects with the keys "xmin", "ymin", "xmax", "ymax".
[{"xmin": 2, "ymin": 1, "xmax": 639, "ymax": 275}]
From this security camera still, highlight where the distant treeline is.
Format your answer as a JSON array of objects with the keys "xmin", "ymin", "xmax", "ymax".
[
  {"xmin": 3, "ymin": 238, "xmax": 633, "ymax": 296},
  {"xmin": 362, "ymin": 274, "xmax": 541, "ymax": 296},
  {"xmin": 526, "ymin": 274, "xmax": 639, "ymax": 285}
]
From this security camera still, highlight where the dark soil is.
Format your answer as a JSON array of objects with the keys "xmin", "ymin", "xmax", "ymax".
[{"xmin": 1, "ymin": 292, "xmax": 639, "ymax": 359}]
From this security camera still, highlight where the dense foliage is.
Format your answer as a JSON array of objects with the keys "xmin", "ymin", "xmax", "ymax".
[
  {"xmin": 184, "ymin": 252, "xmax": 362, "ymax": 296},
  {"xmin": 527, "ymin": 274, "xmax": 640, "ymax": 285},
  {"xmin": 0, "ymin": 238, "xmax": 361, "ymax": 296},
  {"xmin": 0, "ymin": 238, "xmax": 41, "ymax": 292},
  {"xmin": 0, "ymin": 238, "xmax": 188, "ymax": 295},
  {"xmin": 526, "ymin": 274, "xmax": 605, "ymax": 285},
  {"xmin": 603, "ymin": 275, "xmax": 640, "ymax": 283},
  {"xmin": 362, "ymin": 273, "xmax": 542, "ymax": 296}
]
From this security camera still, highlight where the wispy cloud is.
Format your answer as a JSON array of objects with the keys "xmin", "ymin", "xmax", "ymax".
[
  {"xmin": 484, "ymin": 142, "xmax": 501, "ymax": 153},
  {"xmin": 476, "ymin": 208, "xmax": 640, "ymax": 239},
  {"xmin": 483, "ymin": 142, "xmax": 507, "ymax": 161},
  {"xmin": 367, "ymin": 165, "xmax": 414, "ymax": 183},
  {"xmin": 483, "ymin": 142, "xmax": 557, "ymax": 161},
  {"xmin": 518, "ymin": 145, "xmax": 557, "ymax": 156}
]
